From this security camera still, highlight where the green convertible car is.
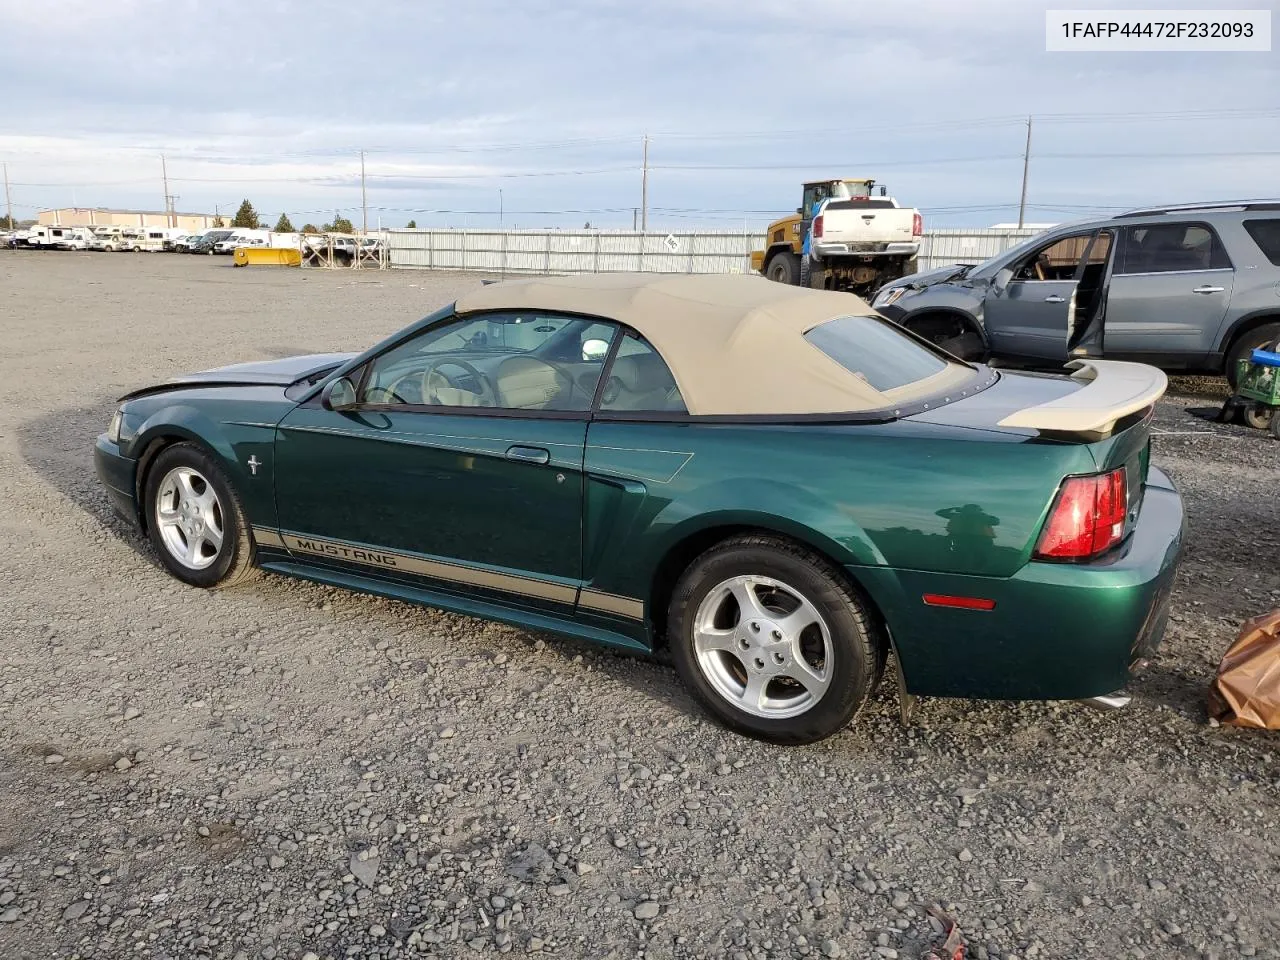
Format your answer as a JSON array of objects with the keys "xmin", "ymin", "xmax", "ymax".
[{"xmin": 95, "ymin": 274, "xmax": 1184, "ymax": 743}]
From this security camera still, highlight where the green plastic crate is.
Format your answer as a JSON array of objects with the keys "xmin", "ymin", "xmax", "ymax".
[{"xmin": 1236, "ymin": 359, "xmax": 1280, "ymax": 406}]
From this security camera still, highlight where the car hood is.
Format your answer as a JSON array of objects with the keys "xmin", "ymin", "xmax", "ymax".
[{"xmin": 118, "ymin": 353, "xmax": 354, "ymax": 401}]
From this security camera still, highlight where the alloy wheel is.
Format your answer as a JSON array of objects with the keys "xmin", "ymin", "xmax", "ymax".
[
  {"xmin": 692, "ymin": 575, "xmax": 834, "ymax": 719},
  {"xmin": 154, "ymin": 466, "xmax": 225, "ymax": 570}
]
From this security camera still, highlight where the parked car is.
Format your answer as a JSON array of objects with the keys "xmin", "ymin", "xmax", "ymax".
[
  {"xmin": 872, "ymin": 201, "xmax": 1280, "ymax": 386},
  {"xmin": 214, "ymin": 230, "xmax": 270, "ymax": 254},
  {"xmin": 94, "ymin": 274, "xmax": 1183, "ymax": 744},
  {"xmin": 187, "ymin": 230, "xmax": 234, "ymax": 254}
]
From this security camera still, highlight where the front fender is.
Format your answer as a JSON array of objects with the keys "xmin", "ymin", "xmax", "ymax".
[{"xmin": 123, "ymin": 404, "xmax": 279, "ymax": 529}]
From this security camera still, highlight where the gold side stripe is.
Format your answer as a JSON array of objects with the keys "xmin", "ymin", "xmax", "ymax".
[
  {"xmin": 579, "ymin": 589, "xmax": 645, "ymax": 620},
  {"xmin": 252, "ymin": 527, "xmax": 285, "ymax": 548},
  {"xmin": 278, "ymin": 532, "xmax": 578, "ymax": 605}
]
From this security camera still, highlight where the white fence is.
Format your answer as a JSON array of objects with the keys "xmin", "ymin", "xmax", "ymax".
[{"xmin": 385, "ymin": 227, "xmax": 1046, "ymax": 277}]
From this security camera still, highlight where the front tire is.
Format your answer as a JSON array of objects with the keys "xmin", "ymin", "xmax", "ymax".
[
  {"xmin": 143, "ymin": 443, "xmax": 258, "ymax": 588},
  {"xmin": 765, "ymin": 252, "xmax": 800, "ymax": 285},
  {"xmin": 1242, "ymin": 402, "xmax": 1274, "ymax": 431},
  {"xmin": 668, "ymin": 535, "xmax": 884, "ymax": 744}
]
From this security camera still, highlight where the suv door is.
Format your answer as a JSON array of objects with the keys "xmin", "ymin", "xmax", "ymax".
[
  {"xmin": 273, "ymin": 311, "xmax": 618, "ymax": 615},
  {"xmin": 1102, "ymin": 222, "xmax": 1234, "ymax": 363},
  {"xmin": 983, "ymin": 231, "xmax": 1094, "ymax": 361}
]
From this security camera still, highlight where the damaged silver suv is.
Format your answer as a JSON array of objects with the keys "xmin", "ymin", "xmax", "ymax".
[{"xmin": 872, "ymin": 202, "xmax": 1280, "ymax": 385}]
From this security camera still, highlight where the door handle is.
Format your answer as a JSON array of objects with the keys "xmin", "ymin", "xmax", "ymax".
[
  {"xmin": 506, "ymin": 445, "xmax": 550, "ymax": 465},
  {"xmin": 1043, "ymin": 295, "xmax": 1066, "ymax": 303},
  {"xmin": 1192, "ymin": 285, "xmax": 1225, "ymax": 294}
]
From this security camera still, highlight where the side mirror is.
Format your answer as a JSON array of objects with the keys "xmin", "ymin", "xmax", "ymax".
[
  {"xmin": 993, "ymin": 267, "xmax": 1014, "ymax": 292},
  {"xmin": 321, "ymin": 376, "xmax": 358, "ymax": 411},
  {"xmin": 796, "ymin": 207, "xmax": 804, "ymax": 216},
  {"xmin": 582, "ymin": 338, "xmax": 610, "ymax": 362}
]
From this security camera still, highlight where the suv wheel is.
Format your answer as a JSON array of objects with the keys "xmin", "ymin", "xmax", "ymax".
[{"xmin": 1226, "ymin": 321, "xmax": 1280, "ymax": 389}]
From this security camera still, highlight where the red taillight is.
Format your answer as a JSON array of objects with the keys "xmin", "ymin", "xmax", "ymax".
[
  {"xmin": 912, "ymin": 212, "xmax": 923, "ymax": 237},
  {"xmin": 812, "ymin": 214, "xmax": 823, "ymax": 239},
  {"xmin": 1034, "ymin": 468, "xmax": 1128, "ymax": 560}
]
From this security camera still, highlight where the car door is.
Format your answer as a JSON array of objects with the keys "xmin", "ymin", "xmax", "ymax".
[
  {"xmin": 1101, "ymin": 222, "xmax": 1234, "ymax": 362},
  {"xmin": 982, "ymin": 231, "xmax": 1095, "ymax": 362},
  {"xmin": 273, "ymin": 311, "xmax": 618, "ymax": 615}
]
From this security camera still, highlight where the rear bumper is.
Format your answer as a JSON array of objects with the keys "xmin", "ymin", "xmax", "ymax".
[
  {"xmin": 856, "ymin": 466, "xmax": 1184, "ymax": 700},
  {"xmin": 95, "ymin": 434, "xmax": 142, "ymax": 530},
  {"xmin": 812, "ymin": 241, "xmax": 920, "ymax": 259}
]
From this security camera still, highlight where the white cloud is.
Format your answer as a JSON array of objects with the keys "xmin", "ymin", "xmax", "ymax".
[{"xmin": 1, "ymin": 0, "xmax": 1276, "ymax": 227}]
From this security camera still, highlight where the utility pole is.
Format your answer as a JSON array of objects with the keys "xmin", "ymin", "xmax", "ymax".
[
  {"xmin": 161, "ymin": 154, "xmax": 172, "ymax": 228},
  {"xmin": 1017, "ymin": 116, "xmax": 1032, "ymax": 229},
  {"xmin": 3, "ymin": 163, "xmax": 12, "ymax": 230},
  {"xmin": 360, "ymin": 151, "xmax": 368, "ymax": 235},
  {"xmin": 499, "ymin": 188, "xmax": 504, "ymax": 227},
  {"xmin": 632, "ymin": 207, "xmax": 638, "ymax": 231},
  {"xmin": 640, "ymin": 134, "xmax": 649, "ymax": 232}
]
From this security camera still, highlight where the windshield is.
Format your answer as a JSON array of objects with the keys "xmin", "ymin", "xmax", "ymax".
[{"xmin": 969, "ymin": 231, "xmax": 1056, "ymax": 277}]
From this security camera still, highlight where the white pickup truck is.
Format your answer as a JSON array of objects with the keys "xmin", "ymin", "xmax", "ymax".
[{"xmin": 806, "ymin": 196, "xmax": 923, "ymax": 297}]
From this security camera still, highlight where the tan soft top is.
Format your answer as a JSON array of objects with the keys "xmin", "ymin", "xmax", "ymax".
[{"xmin": 454, "ymin": 273, "xmax": 972, "ymax": 416}]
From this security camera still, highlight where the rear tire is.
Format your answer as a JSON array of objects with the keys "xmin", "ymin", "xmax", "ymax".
[
  {"xmin": 765, "ymin": 252, "xmax": 800, "ymax": 285},
  {"xmin": 668, "ymin": 534, "xmax": 884, "ymax": 745},
  {"xmin": 1226, "ymin": 322, "xmax": 1280, "ymax": 388},
  {"xmin": 143, "ymin": 443, "xmax": 259, "ymax": 589}
]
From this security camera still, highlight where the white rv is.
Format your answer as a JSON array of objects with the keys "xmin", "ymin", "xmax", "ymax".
[{"xmin": 47, "ymin": 226, "xmax": 95, "ymax": 250}]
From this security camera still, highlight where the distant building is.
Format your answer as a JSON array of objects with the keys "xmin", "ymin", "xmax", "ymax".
[{"xmin": 38, "ymin": 207, "xmax": 227, "ymax": 232}]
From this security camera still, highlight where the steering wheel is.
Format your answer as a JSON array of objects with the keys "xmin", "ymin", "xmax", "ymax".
[
  {"xmin": 422, "ymin": 359, "xmax": 498, "ymax": 406},
  {"xmin": 364, "ymin": 384, "xmax": 408, "ymax": 404}
]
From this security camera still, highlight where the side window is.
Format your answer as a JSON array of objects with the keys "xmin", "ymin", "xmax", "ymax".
[
  {"xmin": 1243, "ymin": 219, "xmax": 1280, "ymax": 266},
  {"xmin": 598, "ymin": 334, "xmax": 687, "ymax": 413},
  {"xmin": 358, "ymin": 313, "xmax": 617, "ymax": 412},
  {"xmin": 1013, "ymin": 233, "xmax": 1093, "ymax": 281},
  {"xmin": 1082, "ymin": 230, "xmax": 1112, "ymax": 267},
  {"xmin": 1117, "ymin": 223, "xmax": 1231, "ymax": 274}
]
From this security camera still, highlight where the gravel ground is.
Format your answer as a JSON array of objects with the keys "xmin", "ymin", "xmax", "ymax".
[{"xmin": 1, "ymin": 251, "xmax": 1278, "ymax": 960}]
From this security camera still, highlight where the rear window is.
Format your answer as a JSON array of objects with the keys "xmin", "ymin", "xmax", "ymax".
[
  {"xmin": 804, "ymin": 315, "xmax": 949, "ymax": 392},
  {"xmin": 1117, "ymin": 222, "xmax": 1231, "ymax": 274},
  {"xmin": 1243, "ymin": 218, "xmax": 1280, "ymax": 266},
  {"xmin": 823, "ymin": 199, "xmax": 896, "ymax": 211}
]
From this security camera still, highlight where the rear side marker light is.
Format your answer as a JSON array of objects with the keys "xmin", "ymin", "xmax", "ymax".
[
  {"xmin": 1035, "ymin": 468, "xmax": 1127, "ymax": 560},
  {"xmin": 923, "ymin": 594, "xmax": 996, "ymax": 611}
]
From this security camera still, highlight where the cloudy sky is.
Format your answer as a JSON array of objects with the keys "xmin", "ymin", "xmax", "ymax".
[{"xmin": 1, "ymin": 0, "xmax": 1276, "ymax": 229}]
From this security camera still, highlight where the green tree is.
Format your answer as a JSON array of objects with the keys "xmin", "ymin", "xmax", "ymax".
[
  {"xmin": 212, "ymin": 215, "xmax": 225, "ymax": 227},
  {"xmin": 274, "ymin": 213, "xmax": 295, "ymax": 232},
  {"xmin": 300, "ymin": 223, "xmax": 319, "ymax": 234},
  {"xmin": 231, "ymin": 200, "xmax": 260, "ymax": 229},
  {"xmin": 0, "ymin": 214, "xmax": 17, "ymax": 230},
  {"xmin": 323, "ymin": 215, "xmax": 354, "ymax": 234},
  {"xmin": 406, "ymin": 219, "xmax": 417, "ymax": 229}
]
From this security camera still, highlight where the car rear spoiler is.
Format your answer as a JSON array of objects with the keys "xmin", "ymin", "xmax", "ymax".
[{"xmin": 997, "ymin": 359, "xmax": 1167, "ymax": 439}]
